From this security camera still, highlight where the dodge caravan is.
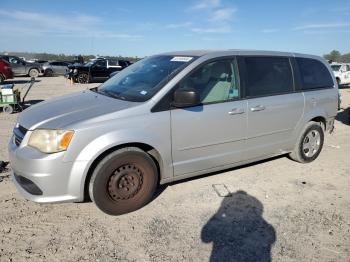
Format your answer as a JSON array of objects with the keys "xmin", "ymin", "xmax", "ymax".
[{"xmin": 9, "ymin": 50, "xmax": 338, "ymax": 215}]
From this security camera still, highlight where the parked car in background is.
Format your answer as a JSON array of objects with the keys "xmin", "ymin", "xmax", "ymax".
[
  {"xmin": 0, "ymin": 55, "xmax": 42, "ymax": 78},
  {"xmin": 9, "ymin": 50, "xmax": 338, "ymax": 215},
  {"xmin": 0, "ymin": 59, "xmax": 13, "ymax": 83},
  {"xmin": 331, "ymin": 63, "xmax": 350, "ymax": 86},
  {"xmin": 42, "ymin": 61, "xmax": 70, "ymax": 76},
  {"xmin": 67, "ymin": 58, "xmax": 130, "ymax": 83}
]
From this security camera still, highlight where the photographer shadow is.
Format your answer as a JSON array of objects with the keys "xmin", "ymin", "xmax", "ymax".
[{"xmin": 201, "ymin": 191, "xmax": 276, "ymax": 262}]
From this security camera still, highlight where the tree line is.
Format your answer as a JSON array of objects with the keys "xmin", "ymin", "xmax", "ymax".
[
  {"xmin": 0, "ymin": 51, "xmax": 141, "ymax": 63},
  {"xmin": 323, "ymin": 50, "xmax": 350, "ymax": 63}
]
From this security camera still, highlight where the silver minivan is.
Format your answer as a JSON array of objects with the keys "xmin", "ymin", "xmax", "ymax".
[{"xmin": 9, "ymin": 50, "xmax": 338, "ymax": 215}]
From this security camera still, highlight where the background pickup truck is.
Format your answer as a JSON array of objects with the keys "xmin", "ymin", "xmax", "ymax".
[{"xmin": 67, "ymin": 58, "xmax": 131, "ymax": 83}]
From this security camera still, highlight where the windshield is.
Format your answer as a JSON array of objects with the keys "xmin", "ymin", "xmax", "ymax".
[
  {"xmin": 97, "ymin": 55, "xmax": 196, "ymax": 102},
  {"xmin": 331, "ymin": 65, "xmax": 341, "ymax": 71},
  {"xmin": 84, "ymin": 61, "xmax": 95, "ymax": 66}
]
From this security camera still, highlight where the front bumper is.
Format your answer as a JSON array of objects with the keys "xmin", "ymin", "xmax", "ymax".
[
  {"xmin": 8, "ymin": 134, "xmax": 89, "ymax": 203},
  {"xmin": 4, "ymin": 69, "xmax": 13, "ymax": 80}
]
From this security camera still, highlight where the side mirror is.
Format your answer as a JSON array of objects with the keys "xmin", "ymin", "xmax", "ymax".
[{"xmin": 172, "ymin": 88, "xmax": 200, "ymax": 108}]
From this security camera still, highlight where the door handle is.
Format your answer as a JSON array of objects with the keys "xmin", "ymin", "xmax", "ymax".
[
  {"xmin": 228, "ymin": 108, "xmax": 245, "ymax": 115},
  {"xmin": 310, "ymin": 98, "xmax": 317, "ymax": 106},
  {"xmin": 250, "ymin": 105, "xmax": 266, "ymax": 112}
]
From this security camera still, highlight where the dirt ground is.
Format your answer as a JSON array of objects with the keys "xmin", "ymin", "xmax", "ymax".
[{"xmin": 0, "ymin": 76, "xmax": 349, "ymax": 262}]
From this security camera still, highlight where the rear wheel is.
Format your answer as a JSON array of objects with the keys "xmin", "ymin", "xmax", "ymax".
[
  {"xmin": 2, "ymin": 105, "xmax": 14, "ymax": 114},
  {"xmin": 45, "ymin": 69, "xmax": 53, "ymax": 77},
  {"xmin": 28, "ymin": 68, "xmax": 39, "ymax": 78},
  {"xmin": 289, "ymin": 122, "xmax": 324, "ymax": 163},
  {"xmin": 89, "ymin": 147, "xmax": 158, "ymax": 215},
  {"xmin": 77, "ymin": 73, "xmax": 89, "ymax": 84}
]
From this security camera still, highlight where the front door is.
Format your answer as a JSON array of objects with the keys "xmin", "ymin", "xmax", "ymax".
[
  {"xmin": 91, "ymin": 60, "xmax": 108, "ymax": 80},
  {"xmin": 342, "ymin": 64, "xmax": 350, "ymax": 84},
  {"xmin": 8, "ymin": 57, "xmax": 26, "ymax": 75},
  {"xmin": 171, "ymin": 58, "xmax": 247, "ymax": 176}
]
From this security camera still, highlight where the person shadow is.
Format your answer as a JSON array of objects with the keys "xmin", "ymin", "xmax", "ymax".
[{"xmin": 201, "ymin": 190, "xmax": 276, "ymax": 262}]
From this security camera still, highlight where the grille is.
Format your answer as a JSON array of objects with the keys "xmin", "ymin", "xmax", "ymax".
[{"xmin": 13, "ymin": 125, "xmax": 28, "ymax": 146}]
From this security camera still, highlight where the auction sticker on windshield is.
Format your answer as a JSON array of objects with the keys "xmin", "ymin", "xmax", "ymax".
[{"xmin": 170, "ymin": 56, "xmax": 193, "ymax": 62}]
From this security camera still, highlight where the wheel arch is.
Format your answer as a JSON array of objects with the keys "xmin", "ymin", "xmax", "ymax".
[
  {"xmin": 309, "ymin": 116, "xmax": 326, "ymax": 130},
  {"xmin": 28, "ymin": 67, "xmax": 41, "ymax": 75},
  {"xmin": 83, "ymin": 142, "xmax": 163, "ymax": 201},
  {"xmin": 0, "ymin": 72, "xmax": 5, "ymax": 81}
]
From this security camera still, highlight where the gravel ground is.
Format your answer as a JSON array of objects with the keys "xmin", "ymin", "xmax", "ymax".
[{"xmin": 0, "ymin": 77, "xmax": 349, "ymax": 262}]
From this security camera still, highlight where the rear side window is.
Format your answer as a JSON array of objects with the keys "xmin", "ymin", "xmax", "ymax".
[
  {"xmin": 108, "ymin": 60, "xmax": 119, "ymax": 66},
  {"xmin": 296, "ymin": 58, "xmax": 333, "ymax": 90},
  {"xmin": 242, "ymin": 57, "xmax": 293, "ymax": 97},
  {"xmin": 95, "ymin": 60, "xmax": 107, "ymax": 67}
]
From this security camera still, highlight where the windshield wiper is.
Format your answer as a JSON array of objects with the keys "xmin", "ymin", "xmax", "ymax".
[
  {"xmin": 103, "ymin": 90, "xmax": 127, "ymax": 101},
  {"xmin": 90, "ymin": 88, "xmax": 126, "ymax": 100}
]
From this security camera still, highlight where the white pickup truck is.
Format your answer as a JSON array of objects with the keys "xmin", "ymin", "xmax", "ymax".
[{"xmin": 331, "ymin": 63, "xmax": 350, "ymax": 85}]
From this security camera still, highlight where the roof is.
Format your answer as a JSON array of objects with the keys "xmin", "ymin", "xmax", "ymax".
[{"xmin": 159, "ymin": 49, "xmax": 323, "ymax": 60}]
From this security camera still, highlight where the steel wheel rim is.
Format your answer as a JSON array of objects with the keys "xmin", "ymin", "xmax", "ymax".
[
  {"xmin": 107, "ymin": 164, "xmax": 143, "ymax": 201},
  {"xmin": 302, "ymin": 130, "xmax": 321, "ymax": 157}
]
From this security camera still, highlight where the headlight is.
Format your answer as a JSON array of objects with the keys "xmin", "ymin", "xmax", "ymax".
[
  {"xmin": 73, "ymin": 69, "xmax": 78, "ymax": 73},
  {"xmin": 28, "ymin": 129, "xmax": 74, "ymax": 153}
]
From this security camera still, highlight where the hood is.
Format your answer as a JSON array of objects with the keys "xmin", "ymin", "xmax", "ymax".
[
  {"xmin": 332, "ymin": 71, "xmax": 340, "ymax": 77},
  {"xmin": 68, "ymin": 63, "xmax": 86, "ymax": 69},
  {"xmin": 18, "ymin": 90, "xmax": 140, "ymax": 130}
]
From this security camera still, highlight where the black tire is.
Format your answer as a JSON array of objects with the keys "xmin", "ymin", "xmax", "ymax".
[
  {"xmin": 289, "ymin": 122, "xmax": 324, "ymax": 163},
  {"xmin": 89, "ymin": 147, "xmax": 158, "ymax": 215},
  {"xmin": 28, "ymin": 68, "xmax": 39, "ymax": 78},
  {"xmin": 336, "ymin": 78, "xmax": 341, "ymax": 86},
  {"xmin": 45, "ymin": 69, "xmax": 53, "ymax": 77},
  {"xmin": 2, "ymin": 105, "xmax": 14, "ymax": 114},
  {"xmin": 0, "ymin": 74, "xmax": 4, "ymax": 84},
  {"xmin": 77, "ymin": 73, "xmax": 89, "ymax": 84}
]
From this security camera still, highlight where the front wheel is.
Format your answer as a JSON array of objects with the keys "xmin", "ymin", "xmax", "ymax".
[
  {"xmin": 77, "ymin": 73, "xmax": 89, "ymax": 84},
  {"xmin": 336, "ymin": 78, "xmax": 341, "ymax": 86},
  {"xmin": 89, "ymin": 147, "xmax": 158, "ymax": 215},
  {"xmin": 289, "ymin": 122, "xmax": 324, "ymax": 163}
]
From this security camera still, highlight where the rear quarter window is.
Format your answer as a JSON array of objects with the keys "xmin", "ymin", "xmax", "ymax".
[{"xmin": 296, "ymin": 58, "xmax": 334, "ymax": 90}]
